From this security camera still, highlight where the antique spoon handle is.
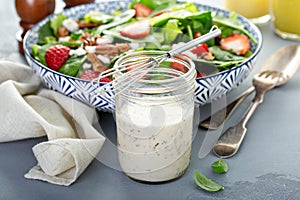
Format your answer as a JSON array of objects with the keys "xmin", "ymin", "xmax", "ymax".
[
  {"xmin": 199, "ymin": 86, "xmax": 255, "ymax": 130},
  {"xmin": 212, "ymin": 80, "xmax": 276, "ymax": 158}
]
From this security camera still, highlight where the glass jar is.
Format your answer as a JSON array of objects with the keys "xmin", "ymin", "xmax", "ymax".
[
  {"xmin": 271, "ymin": 0, "xmax": 300, "ymax": 40},
  {"xmin": 114, "ymin": 51, "xmax": 196, "ymax": 182},
  {"xmin": 224, "ymin": 0, "xmax": 270, "ymax": 24}
]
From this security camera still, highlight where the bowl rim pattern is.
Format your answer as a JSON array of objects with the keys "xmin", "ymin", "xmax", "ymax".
[{"xmin": 23, "ymin": 0, "xmax": 262, "ymax": 112}]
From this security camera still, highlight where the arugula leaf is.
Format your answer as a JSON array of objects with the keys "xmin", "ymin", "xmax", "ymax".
[
  {"xmin": 194, "ymin": 170, "xmax": 224, "ymax": 192},
  {"xmin": 58, "ymin": 55, "xmax": 86, "ymax": 77},
  {"xmin": 212, "ymin": 158, "xmax": 229, "ymax": 174},
  {"xmin": 50, "ymin": 14, "xmax": 67, "ymax": 36}
]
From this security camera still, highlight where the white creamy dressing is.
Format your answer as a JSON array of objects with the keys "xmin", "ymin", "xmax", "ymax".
[{"xmin": 116, "ymin": 99, "xmax": 194, "ymax": 182}]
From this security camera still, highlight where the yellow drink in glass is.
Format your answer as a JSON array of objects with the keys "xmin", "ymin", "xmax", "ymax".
[
  {"xmin": 272, "ymin": 0, "xmax": 300, "ymax": 40},
  {"xmin": 224, "ymin": 0, "xmax": 270, "ymax": 24}
]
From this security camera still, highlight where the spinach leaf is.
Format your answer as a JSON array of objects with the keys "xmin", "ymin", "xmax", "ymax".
[
  {"xmin": 193, "ymin": 58, "xmax": 243, "ymax": 71},
  {"xmin": 194, "ymin": 170, "xmax": 224, "ymax": 192},
  {"xmin": 58, "ymin": 55, "xmax": 86, "ymax": 77},
  {"xmin": 37, "ymin": 21, "xmax": 54, "ymax": 45},
  {"xmin": 150, "ymin": 11, "xmax": 213, "ymax": 45},
  {"xmin": 212, "ymin": 158, "xmax": 229, "ymax": 174},
  {"xmin": 210, "ymin": 46, "xmax": 246, "ymax": 61},
  {"xmin": 213, "ymin": 13, "xmax": 257, "ymax": 44},
  {"xmin": 34, "ymin": 43, "xmax": 56, "ymax": 66}
]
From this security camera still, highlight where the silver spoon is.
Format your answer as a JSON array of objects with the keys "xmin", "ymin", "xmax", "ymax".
[
  {"xmin": 212, "ymin": 45, "xmax": 300, "ymax": 158},
  {"xmin": 200, "ymin": 45, "xmax": 300, "ymax": 130}
]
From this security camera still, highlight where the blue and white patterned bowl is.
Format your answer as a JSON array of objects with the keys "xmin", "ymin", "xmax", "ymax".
[{"xmin": 23, "ymin": 1, "xmax": 262, "ymax": 112}]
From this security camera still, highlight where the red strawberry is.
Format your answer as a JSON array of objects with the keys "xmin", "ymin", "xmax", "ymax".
[
  {"xmin": 190, "ymin": 43, "xmax": 209, "ymax": 57},
  {"xmin": 220, "ymin": 34, "xmax": 250, "ymax": 55},
  {"xmin": 196, "ymin": 72, "xmax": 206, "ymax": 78},
  {"xmin": 100, "ymin": 76, "xmax": 113, "ymax": 82},
  {"xmin": 120, "ymin": 20, "xmax": 150, "ymax": 39},
  {"xmin": 134, "ymin": 4, "xmax": 153, "ymax": 18},
  {"xmin": 80, "ymin": 70, "xmax": 112, "ymax": 82},
  {"xmin": 170, "ymin": 61, "xmax": 188, "ymax": 73},
  {"xmin": 45, "ymin": 45, "xmax": 70, "ymax": 70}
]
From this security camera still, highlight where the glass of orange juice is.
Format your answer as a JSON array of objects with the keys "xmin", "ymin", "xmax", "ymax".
[
  {"xmin": 271, "ymin": 0, "xmax": 300, "ymax": 40},
  {"xmin": 224, "ymin": 0, "xmax": 270, "ymax": 24}
]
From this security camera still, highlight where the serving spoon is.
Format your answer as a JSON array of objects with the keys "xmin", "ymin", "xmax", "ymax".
[{"xmin": 212, "ymin": 45, "xmax": 300, "ymax": 158}]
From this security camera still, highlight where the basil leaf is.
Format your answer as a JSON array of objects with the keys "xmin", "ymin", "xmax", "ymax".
[
  {"xmin": 194, "ymin": 170, "xmax": 224, "ymax": 192},
  {"xmin": 212, "ymin": 158, "xmax": 229, "ymax": 174}
]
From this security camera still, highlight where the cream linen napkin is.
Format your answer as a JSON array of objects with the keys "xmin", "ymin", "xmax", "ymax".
[{"xmin": 0, "ymin": 59, "xmax": 106, "ymax": 186}]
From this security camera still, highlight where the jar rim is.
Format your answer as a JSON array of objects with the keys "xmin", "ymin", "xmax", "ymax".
[{"xmin": 113, "ymin": 50, "xmax": 196, "ymax": 94}]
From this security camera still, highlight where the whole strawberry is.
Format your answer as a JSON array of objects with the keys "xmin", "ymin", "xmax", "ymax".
[{"xmin": 45, "ymin": 45, "xmax": 70, "ymax": 70}]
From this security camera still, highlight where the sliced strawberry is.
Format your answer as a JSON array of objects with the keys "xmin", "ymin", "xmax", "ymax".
[
  {"xmin": 45, "ymin": 45, "xmax": 70, "ymax": 71},
  {"xmin": 170, "ymin": 61, "xmax": 188, "ymax": 73},
  {"xmin": 196, "ymin": 72, "xmax": 206, "ymax": 78},
  {"xmin": 134, "ymin": 4, "xmax": 153, "ymax": 18},
  {"xmin": 190, "ymin": 43, "xmax": 209, "ymax": 57},
  {"xmin": 120, "ymin": 20, "xmax": 150, "ymax": 39},
  {"xmin": 80, "ymin": 70, "xmax": 100, "ymax": 81},
  {"xmin": 100, "ymin": 76, "xmax": 113, "ymax": 82},
  {"xmin": 80, "ymin": 70, "xmax": 113, "ymax": 82},
  {"xmin": 220, "ymin": 34, "xmax": 250, "ymax": 55}
]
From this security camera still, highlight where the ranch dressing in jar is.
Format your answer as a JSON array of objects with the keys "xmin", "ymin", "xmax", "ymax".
[{"xmin": 114, "ymin": 51, "xmax": 196, "ymax": 182}]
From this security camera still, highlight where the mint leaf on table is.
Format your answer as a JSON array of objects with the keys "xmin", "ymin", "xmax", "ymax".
[
  {"xmin": 194, "ymin": 170, "xmax": 224, "ymax": 192},
  {"xmin": 211, "ymin": 158, "xmax": 229, "ymax": 174}
]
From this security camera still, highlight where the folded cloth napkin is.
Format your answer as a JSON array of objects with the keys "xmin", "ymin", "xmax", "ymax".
[{"xmin": 0, "ymin": 59, "xmax": 106, "ymax": 186}]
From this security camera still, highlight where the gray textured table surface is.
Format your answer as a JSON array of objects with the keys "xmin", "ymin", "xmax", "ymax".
[{"xmin": 1, "ymin": 1, "xmax": 300, "ymax": 200}]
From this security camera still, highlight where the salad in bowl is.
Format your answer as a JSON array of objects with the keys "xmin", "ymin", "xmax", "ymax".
[{"xmin": 23, "ymin": 0, "xmax": 262, "ymax": 112}]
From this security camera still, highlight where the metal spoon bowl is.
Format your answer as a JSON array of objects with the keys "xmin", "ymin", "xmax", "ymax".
[
  {"xmin": 211, "ymin": 45, "xmax": 300, "ymax": 158},
  {"xmin": 200, "ymin": 45, "xmax": 300, "ymax": 130}
]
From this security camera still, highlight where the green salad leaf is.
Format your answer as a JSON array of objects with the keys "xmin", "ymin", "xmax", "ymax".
[
  {"xmin": 210, "ymin": 46, "xmax": 246, "ymax": 61},
  {"xmin": 213, "ymin": 13, "xmax": 257, "ymax": 44},
  {"xmin": 129, "ymin": 0, "xmax": 177, "ymax": 10},
  {"xmin": 212, "ymin": 158, "xmax": 229, "ymax": 174},
  {"xmin": 83, "ymin": 12, "xmax": 114, "ymax": 23},
  {"xmin": 50, "ymin": 14, "xmax": 67, "ymax": 36},
  {"xmin": 37, "ymin": 21, "xmax": 54, "ymax": 45},
  {"xmin": 162, "ymin": 19, "xmax": 182, "ymax": 44},
  {"xmin": 58, "ymin": 55, "xmax": 86, "ymax": 77},
  {"xmin": 171, "ymin": 2, "xmax": 198, "ymax": 13},
  {"xmin": 194, "ymin": 170, "xmax": 224, "ymax": 192}
]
